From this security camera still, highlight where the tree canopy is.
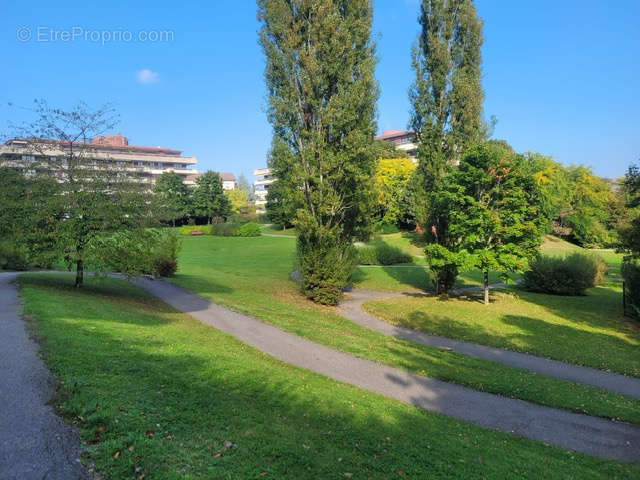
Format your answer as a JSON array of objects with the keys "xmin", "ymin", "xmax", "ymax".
[
  {"xmin": 259, "ymin": 0, "xmax": 379, "ymax": 304},
  {"xmin": 193, "ymin": 171, "xmax": 231, "ymax": 223},
  {"xmin": 427, "ymin": 143, "xmax": 545, "ymax": 303}
]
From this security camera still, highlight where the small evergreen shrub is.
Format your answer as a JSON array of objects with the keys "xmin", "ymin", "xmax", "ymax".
[
  {"xmin": 357, "ymin": 244, "xmax": 412, "ymax": 265},
  {"xmin": 235, "ymin": 222, "xmax": 261, "ymax": 237},
  {"xmin": 296, "ymin": 220, "xmax": 356, "ymax": 305},
  {"xmin": 523, "ymin": 253, "xmax": 606, "ymax": 296},
  {"xmin": 622, "ymin": 260, "xmax": 640, "ymax": 319}
]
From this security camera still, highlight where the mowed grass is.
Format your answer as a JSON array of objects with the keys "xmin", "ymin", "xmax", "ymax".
[
  {"xmin": 365, "ymin": 287, "xmax": 640, "ymax": 378},
  {"xmin": 20, "ymin": 274, "xmax": 640, "ymax": 479},
  {"xmin": 168, "ymin": 236, "xmax": 640, "ymax": 422}
]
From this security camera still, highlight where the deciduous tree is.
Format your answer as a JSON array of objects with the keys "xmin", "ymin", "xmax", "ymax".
[
  {"xmin": 193, "ymin": 171, "xmax": 231, "ymax": 223},
  {"xmin": 154, "ymin": 171, "xmax": 193, "ymax": 226},
  {"xmin": 426, "ymin": 143, "xmax": 545, "ymax": 303},
  {"xmin": 409, "ymin": 0, "xmax": 487, "ymax": 291},
  {"xmin": 9, "ymin": 100, "xmax": 150, "ymax": 286},
  {"xmin": 258, "ymin": 0, "xmax": 378, "ymax": 304}
]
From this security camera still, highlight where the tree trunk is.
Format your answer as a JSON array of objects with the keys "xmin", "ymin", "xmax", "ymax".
[
  {"xmin": 483, "ymin": 270, "xmax": 489, "ymax": 305},
  {"xmin": 75, "ymin": 258, "xmax": 84, "ymax": 288}
]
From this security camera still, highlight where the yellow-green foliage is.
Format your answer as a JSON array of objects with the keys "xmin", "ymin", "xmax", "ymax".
[{"xmin": 375, "ymin": 158, "xmax": 416, "ymax": 224}]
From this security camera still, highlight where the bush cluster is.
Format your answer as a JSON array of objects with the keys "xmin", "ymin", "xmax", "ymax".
[
  {"xmin": 523, "ymin": 253, "xmax": 607, "ymax": 296},
  {"xmin": 0, "ymin": 241, "xmax": 30, "ymax": 271},
  {"xmin": 235, "ymin": 222, "xmax": 262, "ymax": 237},
  {"xmin": 622, "ymin": 260, "xmax": 640, "ymax": 319},
  {"xmin": 357, "ymin": 244, "xmax": 412, "ymax": 266}
]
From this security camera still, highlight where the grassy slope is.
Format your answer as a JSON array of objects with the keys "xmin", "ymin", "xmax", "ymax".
[
  {"xmin": 365, "ymin": 287, "xmax": 640, "ymax": 377},
  {"xmin": 363, "ymin": 235, "xmax": 638, "ymax": 377},
  {"xmin": 167, "ymin": 236, "xmax": 640, "ymax": 423},
  {"xmin": 20, "ymin": 274, "xmax": 640, "ymax": 479}
]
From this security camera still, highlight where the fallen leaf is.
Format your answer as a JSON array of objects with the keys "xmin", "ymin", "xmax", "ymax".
[
  {"xmin": 146, "ymin": 430, "xmax": 154, "ymax": 437},
  {"xmin": 344, "ymin": 473, "xmax": 353, "ymax": 478},
  {"xmin": 212, "ymin": 452, "xmax": 222, "ymax": 458},
  {"xmin": 113, "ymin": 451, "xmax": 120, "ymax": 459}
]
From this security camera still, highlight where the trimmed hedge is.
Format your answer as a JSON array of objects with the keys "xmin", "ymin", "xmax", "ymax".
[
  {"xmin": 523, "ymin": 253, "xmax": 607, "ymax": 296},
  {"xmin": 357, "ymin": 244, "xmax": 412, "ymax": 266}
]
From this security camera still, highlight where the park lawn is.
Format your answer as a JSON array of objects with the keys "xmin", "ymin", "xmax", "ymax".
[
  {"xmin": 19, "ymin": 274, "xmax": 640, "ymax": 479},
  {"xmin": 364, "ymin": 286, "xmax": 640, "ymax": 378},
  {"xmin": 167, "ymin": 236, "xmax": 640, "ymax": 423},
  {"xmin": 260, "ymin": 224, "xmax": 297, "ymax": 236},
  {"xmin": 540, "ymin": 235, "xmax": 623, "ymax": 278}
]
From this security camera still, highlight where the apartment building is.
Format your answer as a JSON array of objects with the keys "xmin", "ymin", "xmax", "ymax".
[
  {"xmin": 253, "ymin": 167, "xmax": 275, "ymax": 211},
  {"xmin": 220, "ymin": 172, "xmax": 237, "ymax": 190},
  {"xmin": 0, "ymin": 133, "xmax": 198, "ymax": 186},
  {"xmin": 376, "ymin": 129, "xmax": 418, "ymax": 160}
]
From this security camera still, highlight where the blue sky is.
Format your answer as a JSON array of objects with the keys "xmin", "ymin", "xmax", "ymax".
[{"xmin": 2, "ymin": 0, "xmax": 639, "ymax": 180}]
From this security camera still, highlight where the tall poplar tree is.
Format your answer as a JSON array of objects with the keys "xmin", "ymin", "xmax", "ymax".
[
  {"xmin": 258, "ymin": 0, "xmax": 378, "ymax": 305},
  {"xmin": 409, "ymin": 0, "xmax": 486, "ymax": 292}
]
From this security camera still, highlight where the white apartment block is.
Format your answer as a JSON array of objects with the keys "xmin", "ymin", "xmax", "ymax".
[
  {"xmin": 376, "ymin": 129, "xmax": 418, "ymax": 161},
  {"xmin": 0, "ymin": 134, "xmax": 198, "ymax": 186},
  {"xmin": 253, "ymin": 167, "xmax": 275, "ymax": 210}
]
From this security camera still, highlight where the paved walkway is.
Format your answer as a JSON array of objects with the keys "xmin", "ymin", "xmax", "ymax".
[
  {"xmin": 0, "ymin": 273, "xmax": 88, "ymax": 480},
  {"xmin": 131, "ymin": 277, "xmax": 640, "ymax": 464},
  {"xmin": 338, "ymin": 288, "xmax": 640, "ymax": 400}
]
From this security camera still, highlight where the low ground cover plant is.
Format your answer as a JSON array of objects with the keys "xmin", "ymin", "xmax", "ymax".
[{"xmin": 523, "ymin": 253, "xmax": 607, "ymax": 295}]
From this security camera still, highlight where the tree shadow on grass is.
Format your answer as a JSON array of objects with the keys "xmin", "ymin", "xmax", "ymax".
[
  {"xmin": 400, "ymin": 306, "xmax": 639, "ymax": 376},
  {"xmin": 36, "ymin": 303, "xmax": 639, "ymax": 479}
]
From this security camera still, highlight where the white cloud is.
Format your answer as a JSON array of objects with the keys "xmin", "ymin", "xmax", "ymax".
[{"xmin": 136, "ymin": 69, "xmax": 159, "ymax": 84}]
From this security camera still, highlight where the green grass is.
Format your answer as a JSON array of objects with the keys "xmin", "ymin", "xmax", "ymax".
[
  {"xmin": 166, "ymin": 236, "xmax": 640, "ymax": 423},
  {"xmin": 20, "ymin": 273, "xmax": 640, "ymax": 479},
  {"xmin": 260, "ymin": 224, "xmax": 297, "ymax": 236},
  {"xmin": 365, "ymin": 287, "xmax": 640, "ymax": 378}
]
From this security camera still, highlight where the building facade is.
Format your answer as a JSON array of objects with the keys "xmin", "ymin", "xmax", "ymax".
[
  {"xmin": 253, "ymin": 167, "xmax": 275, "ymax": 211},
  {"xmin": 0, "ymin": 134, "xmax": 198, "ymax": 186},
  {"xmin": 376, "ymin": 129, "xmax": 418, "ymax": 160},
  {"xmin": 219, "ymin": 172, "xmax": 237, "ymax": 190}
]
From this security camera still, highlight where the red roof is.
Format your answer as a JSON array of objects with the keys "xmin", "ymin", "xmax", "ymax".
[{"xmin": 219, "ymin": 172, "xmax": 236, "ymax": 182}]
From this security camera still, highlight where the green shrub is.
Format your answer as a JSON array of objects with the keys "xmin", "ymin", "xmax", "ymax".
[
  {"xmin": 296, "ymin": 217, "xmax": 357, "ymax": 305},
  {"xmin": 179, "ymin": 225, "xmax": 212, "ymax": 235},
  {"xmin": 153, "ymin": 257, "xmax": 178, "ymax": 277},
  {"xmin": 622, "ymin": 260, "xmax": 640, "ymax": 319},
  {"xmin": 235, "ymin": 222, "xmax": 261, "ymax": 237},
  {"xmin": 374, "ymin": 222, "xmax": 400, "ymax": 234},
  {"xmin": 523, "ymin": 253, "xmax": 606, "ymax": 296},
  {"xmin": 357, "ymin": 244, "xmax": 412, "ymax": 266},
  {"xmin": 0, "ymin": 241, "xmax": 30, "ymax": 271},
  {"xmin": 210, "ymin": 223, "xmax": 241, "ymax": 237}
]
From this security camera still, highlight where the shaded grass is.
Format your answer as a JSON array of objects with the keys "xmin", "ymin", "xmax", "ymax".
[
  {"xmin": 20, "ymin": 273, "xmax": 640, "ymax": 479},
  {"xmin": 167, "ymin": 237, "xmax": 640, "ymax": 422},
  {"xmin": 365, "ymin": 287, "xmax": 640, "ymax": 378}
]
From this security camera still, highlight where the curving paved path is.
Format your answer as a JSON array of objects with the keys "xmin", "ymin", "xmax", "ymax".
[
  {"xmin": 338, "ymin": 288, "xmax": 640, "ymax": 400},
  {"xmin": 0, "ymin": 272, "xmax": 88, "ymax": 480},
  {"xmin": 129, "ymin": 276, "xmax": 640, "ymax": 464}
]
